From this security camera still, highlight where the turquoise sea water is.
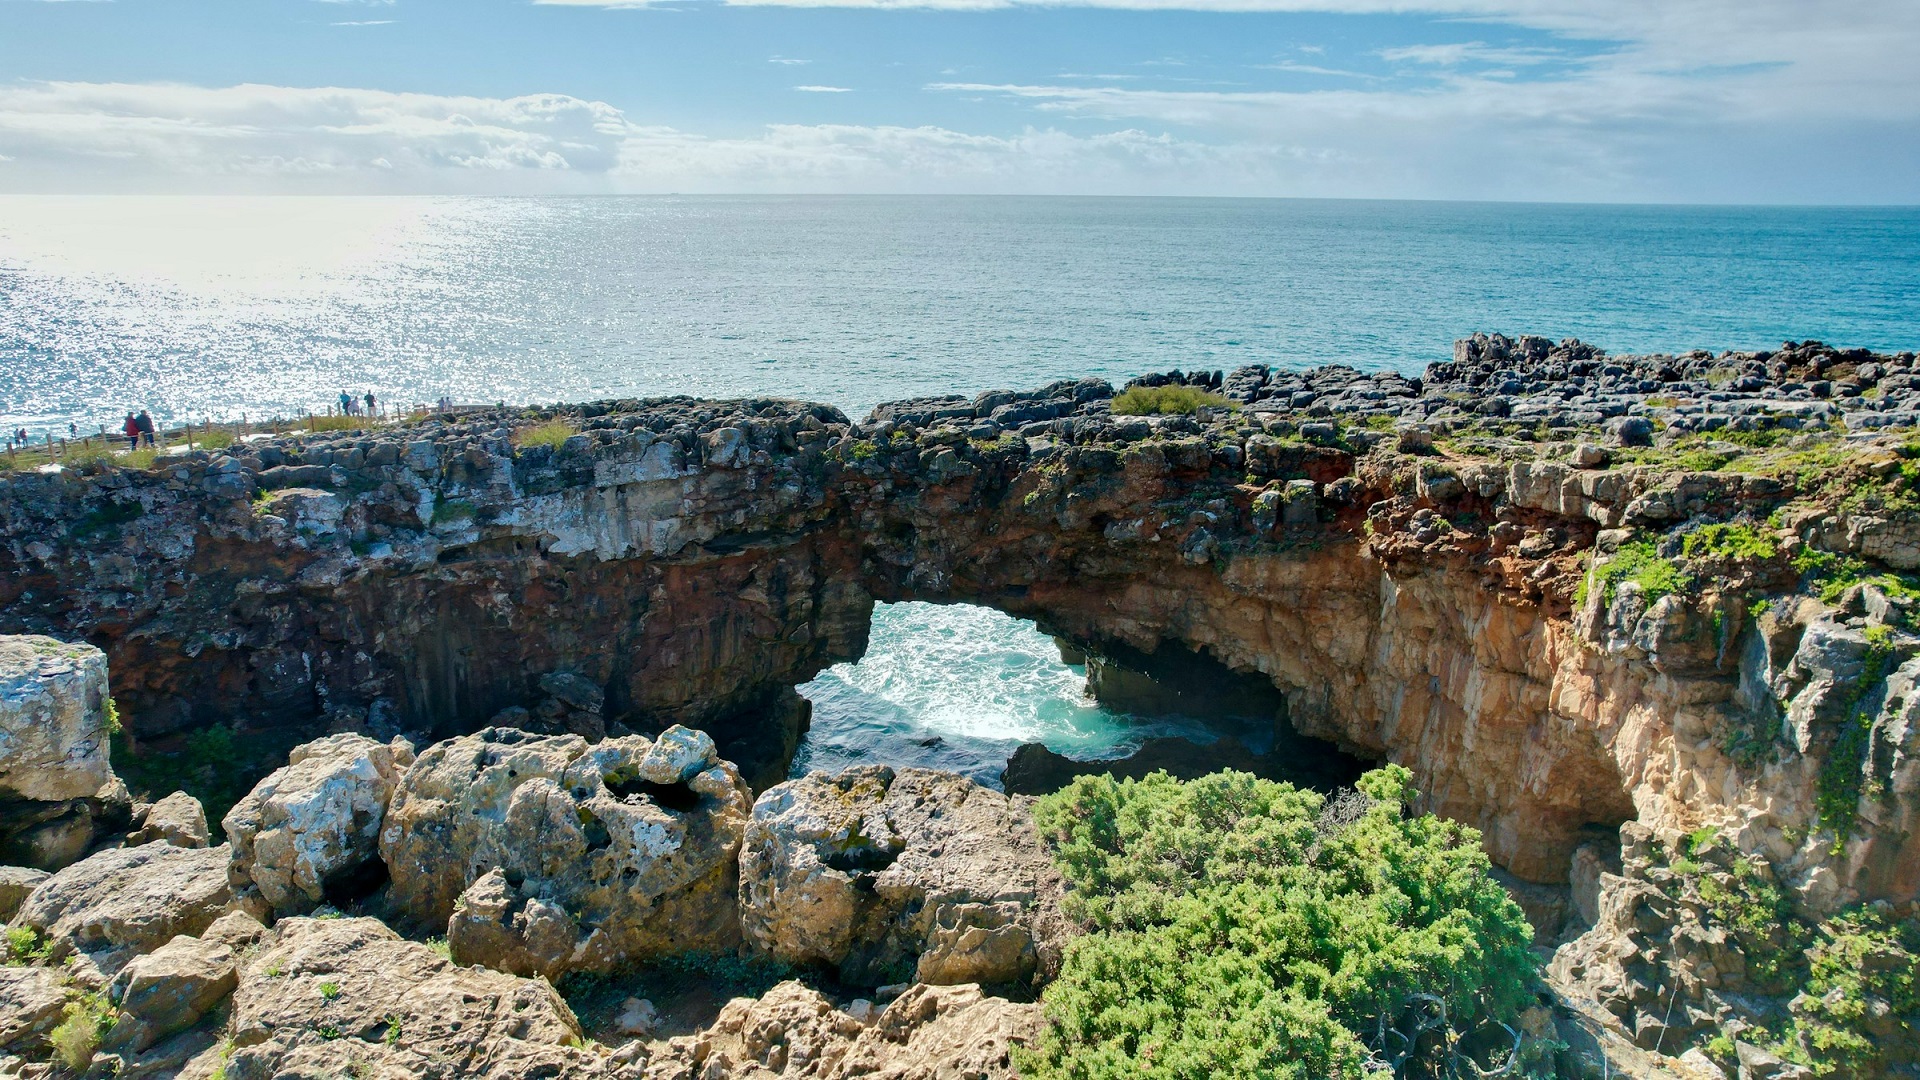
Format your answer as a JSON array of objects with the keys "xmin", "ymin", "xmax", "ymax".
[
  {"xmin": 4, "ymin": 195, "xmax": 1917, "ymax": 779},
  {"xmin": 3, "ymin": 197, "xmax": 1918, "ymax": 437}
]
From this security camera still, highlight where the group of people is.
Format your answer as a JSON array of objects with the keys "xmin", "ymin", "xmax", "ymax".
[
  {"xmin": 338, "ymin": 391, "xmax": 379, "ymax": 418},
  {"xmin": 119, "ymin": 410, "xmax": 157, "ymax": 450}
]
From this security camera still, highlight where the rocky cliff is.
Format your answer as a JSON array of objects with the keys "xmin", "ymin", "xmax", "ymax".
[{"xmin": 5, "ymin": 334, "xmax": 1920, "ymax": 1074}]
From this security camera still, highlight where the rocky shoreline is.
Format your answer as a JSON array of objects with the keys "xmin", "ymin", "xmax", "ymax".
[{"xmin": 3, "ymin": 333, "xmax": 1920, "ymax": 1076}]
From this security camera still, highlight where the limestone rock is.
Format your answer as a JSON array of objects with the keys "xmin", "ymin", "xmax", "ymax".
[
  {"xmin": 0, "ymin": 966, "xmax": 67, "ymax": 1052},
  {"xmin": 130, "ymin": 792, "xmax": 210, "ymax": 849},
  {"xmin": 224, "ymin": 916, "xmax": 609, "ymax": 1080},
  {"xmin": 641, "ymin": 979, "xmax": 1039, "ymax": 1080},
  {"xmin": 223, "ymin": 734, "xmax": 413, "ymax": 915},
  {"xmin": 10, "ymin": 843, "xmax": 234, "ymax": 975},
  {"xmin": 103, "ymin": 935, "xmax": 238, "ymax": 1054},
  {"xmin": 383, "ymin": 726, "xmax": 751, "ymax": 977},
  {"xmin": 738, "ymin": 766, "xmax": 1066, "ymax": 987},
  {"xmin": 0, "ymin": 868, "xmax": 49, "ymax": 923},
  {"xmin": 0, "ymin": 636, "xmax": 114, "ymax": 804}
]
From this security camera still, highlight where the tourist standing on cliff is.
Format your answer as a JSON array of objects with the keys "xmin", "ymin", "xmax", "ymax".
[
  {"xmin": 121, "ymin": 413, "xmax": 139, "ymax": 451},
  {"xmin": 364, "ymin": 391, "xmax": 377, "ymax": 418},
  {"xmin": 338, "ymin": 391, "xmax": 354, "ymax": 416},
  {"xmin": 135, "ymin": 411, "xmax": 155, "ymax": 447}
]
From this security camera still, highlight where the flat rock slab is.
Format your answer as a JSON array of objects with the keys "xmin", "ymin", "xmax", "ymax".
[{"xmin": 11, "ymin": 842, "xmax": 234, "ymax": 975}]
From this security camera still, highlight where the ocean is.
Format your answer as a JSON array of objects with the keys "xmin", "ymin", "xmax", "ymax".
[{"xmin": 5, "ymin": 195, "xmax": 1917, "ymax": 782}]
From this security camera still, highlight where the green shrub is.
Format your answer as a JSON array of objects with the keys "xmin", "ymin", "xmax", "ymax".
[
  {"xmin": 4, "ymin": 927, "xmax": 47, "ymax": 965},
  {"xmin": 512, "ymin": 419, "xmax": 579, "ymax": 450},
  {"xmin": 1020, "ymin": 767, "xmax": 1539, "ymax": 1080},
  {"xmin": 1778, "ymin": 907, "xmax": 1920, "ymax": 1076},
  {"xmin": 48, "ymin": 993, "xmax": 113, "ymax": 1072},
  {"xmin": 307, "ymin": 415, "xmax": 366, "ymax": 433},
  {"xmin": 1110, "ymin": 385, "xmax": 1236, "ymax": 417}
]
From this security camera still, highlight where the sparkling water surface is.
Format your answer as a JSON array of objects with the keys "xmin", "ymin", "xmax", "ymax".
[
  {"xmin": 5, "ymin": 195, "xmax": 1917, "ymax": 778},
  {"xmin": 5, "ymin": 197, "xmax": 1918, "ymax": 437}
]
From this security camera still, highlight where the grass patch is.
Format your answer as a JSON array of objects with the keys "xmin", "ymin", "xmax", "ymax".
[
  {"xmin": 1577, "ymin": 539, "xmax": 1690, "ymax": 608},
  {"xmin": 1682, "ymin": 522, "xmax": 1779, "ymax": 562},
  {"xmin": 307, "ymin": 415, "xmax": 368, "ymax": 433},
  {"xmin": 512, "ymin": 419, "xmax": 580, "ymax": 450},
  {"xmin": 49, "ymin": 992, "xmax": 114, "ymax": 1073},
  {"xmin": 1110, "ymin": 385, "xmax": 1236, "ymax": 417},
  {"xmin": 1019, "ymin": 766, "xmax": 1539, "ymax": 1080}
]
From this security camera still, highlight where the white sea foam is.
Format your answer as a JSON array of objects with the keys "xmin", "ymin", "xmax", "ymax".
[{"xmin": 796, "ymin": 601, "xmax": 1223, "ymax": 788}]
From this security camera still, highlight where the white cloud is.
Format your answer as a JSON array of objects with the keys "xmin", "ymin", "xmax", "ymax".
[
  {"xmin": 0, "ymin": 83, "xmax": 632, "ymax": 192},
  {"xmin": 794, "ymin": 85, "xmax": 853, "ymax": 92}
]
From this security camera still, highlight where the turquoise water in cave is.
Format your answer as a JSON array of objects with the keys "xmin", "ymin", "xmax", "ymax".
[{"xmin": 794, "ymin": 602, "xmax": 1237, "ymax": 788}]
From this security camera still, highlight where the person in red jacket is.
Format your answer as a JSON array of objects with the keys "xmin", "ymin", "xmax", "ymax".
[{"xmin": 122, "ymin": 413, "xmax": 140, "ymax": 451}]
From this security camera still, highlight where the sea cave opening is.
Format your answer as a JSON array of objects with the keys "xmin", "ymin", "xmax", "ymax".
[{"xmin": 792, "ymin": 600, "xmax": 1370, "ymax": 794}]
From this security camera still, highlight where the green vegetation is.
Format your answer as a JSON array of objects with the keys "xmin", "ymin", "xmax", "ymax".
[
  {"xmin": 69, "ymin": 499, "xmax": 145, "ymax": 541},
  {"xmin": 113, "ymin": 722, "xmax": 291, "ymax": 838},
  {"xmin": 430, "ymin": 497, "xmax": 478, "ymax": 525},
  {"xmin": 1682, "ymin": 523, "xmax": 1779, "ymax": 562},
  {"xmin": 49, "ymin": 992, "xmax": 114, "ymax": 1072},
  {"xmin": 1813, "ymin": 624, "xmax": 1901, "ymax": 846},
  {"xmin": 1777, "ymin": 907, "xmax": 1920, "ymax": 1076},
  {"xmin": 319, "ymin": 981, "xmax": 342, "ymax": 1000},
  {"xmin": 4, "ymin": 927, "xmax": 48, "ymax": 966},
  {"xmin": 1110, "ymin": 385, "xmax": 1236, "ymax": 417},
  {"xmin": 512, "ymin": 419, "xmax": 580, "ymax": 450},
  {"xmin": 1020, "ymin": 767, "xmax": 1540, "ymax": 1080},
  {"xmin": 307, "ymin": 415, "xmax": 368, "ymax": 433},
  {"xmin": 1577, "ymin": 539, "xmax": 1691, "ymax": 608},
  {"xmin": 195, "ymin": 430, "xmax": 236, "ymax": 451}
]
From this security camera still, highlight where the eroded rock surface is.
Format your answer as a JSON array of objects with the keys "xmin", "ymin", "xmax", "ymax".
[
  {"xmin": 0, "ymin": 636, "xmax": 127, "ymax": 870},
  {"xmin": 225, "ymin": 916, "xmax": 609, "ymax": 1080},
  {"xmin": 739, "ymin": 766, "xmax": 1065, "ymax": 987},
  {"xmin": 638, "ymin": 980, "xmax": 1040, "ymax": 1080},
  {"xmin": 10, "ymin": 842, "xmax": 234, "ymax": 976},
  {"xmin": 384, "ymin": 725, "xmax": 752, "ymax": 977},
  {"xmin": 224, "ymin": 733, "xmax": 414, "ymax": 915}
]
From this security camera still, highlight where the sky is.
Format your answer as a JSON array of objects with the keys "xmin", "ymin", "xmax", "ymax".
[{"xmin": 0, "ymin": 0, "xmax": 1916, "ymax": 202}]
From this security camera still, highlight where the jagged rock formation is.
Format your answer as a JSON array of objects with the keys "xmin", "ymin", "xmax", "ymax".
[
  {"xmin": 383, "ymin": 725, "xmax": 753, "ymax": 977},
  {"xmin": 7, "ymin": 334, "xmax": 1920, "ymax": 1074},
  {"xmin": 738, "ymin": 766, "xmax": 1066, "ymax": 987}
]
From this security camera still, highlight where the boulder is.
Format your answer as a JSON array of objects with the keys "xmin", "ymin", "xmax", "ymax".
[
  {"xmin": 0, "ymin": 636, "xmax": 114, "ymax": 804},
  {"xmin": 382, "ymin": 726, "xmax": 752, "ymax": 977},
  {"xmin": 223, "ymin": 734, "xmax": 413, "ymax": 915},
  {"xmin": 10, "ymin": 843, "xmax": 234, "ymax": 975},
  {"xmin": 0, "ymin": 966, "xmax": 67, "ymax": 1052},
  {"xmin": 0, "ymin": 637, "xmax": 128, "ymax": 872},
  {"xmin": 738, "ymin": 766, "xmax": 1066, "ymax": 987},
  {"xmin": 638, "ymin": 979, "xmax": 1040, "ymax": 1080},
  {"xmin": 224, "ymin": 916, "xmax": 610, "ymax": 1080},
  {"xmin": 0, "ymin": 868, "xmax": 49, "ymax": 923},
  {"xmin": 103, "ymin": 934, "xmax": 238, "ymax": 1054},
  {"xmin": 130, "ymin": 792, "xmax": 210, "ymax": 849}
]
